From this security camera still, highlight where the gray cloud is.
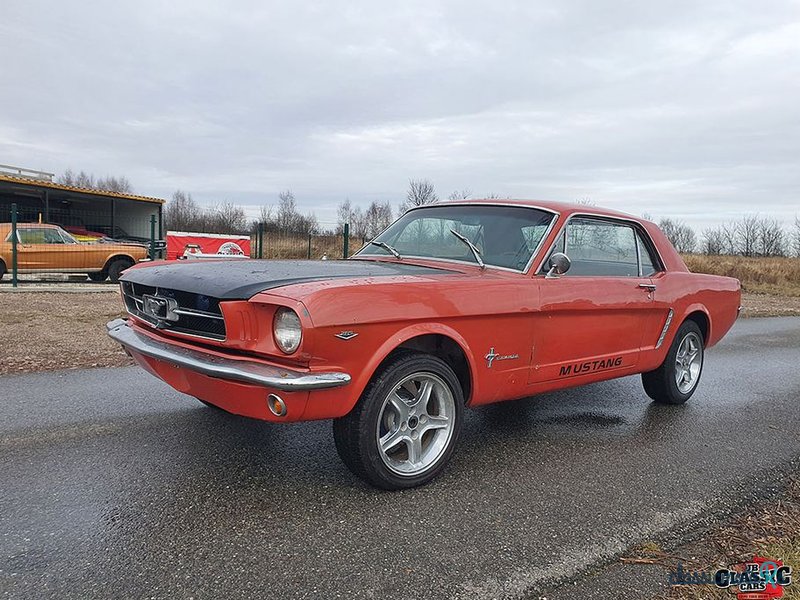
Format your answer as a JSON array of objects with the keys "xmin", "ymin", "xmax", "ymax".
[{"xmin": 2, "ymin": 0, "xmax": 798, "ymax": 230}]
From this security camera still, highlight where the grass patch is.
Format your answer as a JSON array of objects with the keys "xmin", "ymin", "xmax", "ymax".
[{"xmin": 683, "ymin": 254, "xmax": 800, "ymax": 298}]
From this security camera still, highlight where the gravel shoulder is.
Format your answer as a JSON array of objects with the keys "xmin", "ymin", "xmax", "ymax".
[{"xmin": 0, "ymin": 291, "xmax": 131, "ymax": 374}]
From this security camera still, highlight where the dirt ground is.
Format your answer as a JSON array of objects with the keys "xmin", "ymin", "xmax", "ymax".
[
  {"xmin": 0, "ymin": 290, "xmax": 797, "ymax": 376},
  {"xmin": 0, "ymin": 291, "xmax": 132, "ymax": 375}
]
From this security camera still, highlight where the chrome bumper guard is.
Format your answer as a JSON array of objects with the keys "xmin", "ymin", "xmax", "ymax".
[{"xmin": 106, "ymin": 318, "xmax": 351, "ymax": 391}]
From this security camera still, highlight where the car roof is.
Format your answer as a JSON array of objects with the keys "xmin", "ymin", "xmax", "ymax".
[
  {"xmin": 434, "ymin": 198, "xmax": 643, "ymax": 221},
  {"xmin": 0, "ymin": 222, "xmax": 61, "ymax": 229}
]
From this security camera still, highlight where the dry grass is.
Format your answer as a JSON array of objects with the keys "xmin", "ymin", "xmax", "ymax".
[
  {"xmin": 683, "ymin": 254, "xmax": 800, "ymax": 297},
  {"xmin": 251, "ymin": 233, "xmax": 366, "ymax": 260}
]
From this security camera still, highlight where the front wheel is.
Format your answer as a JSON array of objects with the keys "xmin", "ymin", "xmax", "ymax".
[
  {"xmin": 333, "ymin": 352, "xmax": 463, "ymax": 490},
  {"xmin": 642, "ymin": 320, "xmax": 704, "ymax": 405},
  {"xmin": 107, "ymin": 258, "xmax": 133, "ymax": 283}
]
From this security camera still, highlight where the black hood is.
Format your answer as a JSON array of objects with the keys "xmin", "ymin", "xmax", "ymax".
[{"xmin": 120, "ymin": 259, "xmax": 455, "ymax": 299}]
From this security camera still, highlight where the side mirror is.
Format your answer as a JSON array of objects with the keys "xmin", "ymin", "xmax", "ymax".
[{"xmin": 546, "ymin": 252, "xmax": 571, "ymax": 278}]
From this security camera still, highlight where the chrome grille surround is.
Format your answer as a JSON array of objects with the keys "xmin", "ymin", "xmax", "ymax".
[{"xmin": 120, "ymin": 281, "xmax": 227, "ymax": 341}]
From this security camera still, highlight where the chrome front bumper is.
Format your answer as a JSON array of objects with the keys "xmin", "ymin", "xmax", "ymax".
[{"xmin": 106, "ymin": 318, "xmax": 351, "ymax": 391}]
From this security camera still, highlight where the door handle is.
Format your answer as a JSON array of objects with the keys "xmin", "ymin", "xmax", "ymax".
[{"xmin": 638, "ymin": 283, "xmax": 657, "ymax": 292}]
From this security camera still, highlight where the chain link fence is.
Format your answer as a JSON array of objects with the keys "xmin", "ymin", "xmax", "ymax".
[
  {"xmin": 250, "ymin": 224, "xmax": 366, "ymax": 260},
  {"xmin": 2, "ymin": 203, "xmax": 163, "ymax": 286}
]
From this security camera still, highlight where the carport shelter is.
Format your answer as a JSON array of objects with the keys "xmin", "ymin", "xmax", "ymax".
[{"xmin": 0, "ymin": 173, "xmax": 165, "ymax": 243}]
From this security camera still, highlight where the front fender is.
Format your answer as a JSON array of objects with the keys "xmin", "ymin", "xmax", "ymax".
[{"xmin": 337, "ymin": 322, "xmax": 479, "ymax": 417}]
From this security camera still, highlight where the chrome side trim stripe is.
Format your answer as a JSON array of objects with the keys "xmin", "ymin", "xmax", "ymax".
[{"xmin": 656, "ymin": 309, "xmax": 674, "ymax": 349}]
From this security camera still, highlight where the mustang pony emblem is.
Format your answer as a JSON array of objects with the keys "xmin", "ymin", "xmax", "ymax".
[
  {"xmin": 485, "ymin": 347, "xmax": 519, "ymax": 368},
  {"xmin": 141, "ymin": 294, "xmax": 179, "ymax": 322}
]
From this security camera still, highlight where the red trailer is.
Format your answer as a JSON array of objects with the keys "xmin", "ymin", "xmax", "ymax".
[{"xmin": 166, "ymin": 231, "xmax": 250, "ymax": 260}]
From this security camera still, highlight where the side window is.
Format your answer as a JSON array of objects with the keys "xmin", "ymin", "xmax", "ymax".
[
  {"xmin": 563, "ymin": 218, "xmax": 639, "ymax": 277},
  {"xmin": 636, "ymin": 230, "xmax": 660, "ymax": 276},
  {"xmin": 18, "ymin": 228, "xmax": 65, "ymax": 244}
]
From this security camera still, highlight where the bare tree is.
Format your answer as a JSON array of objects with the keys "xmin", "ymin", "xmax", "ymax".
[
  {"xmin": 364, "ymin": 201, "xmax": 393, "ymax": 238},
  {"xmin": 721, "ymin": 222, "xmax": 738, "ymax": 255},
  {"xmin": 756, "ymin": 217, "xmax": 786, "ymax": 257},
  {"xmin": 275, "ymin": 190, "xmax": 299, "ymax": 231},
  {"xmin": 212, "ymin": 201, "xmax": 249, "ymax": 234},
  {"xmin": 336, "ymin": 199, "xmax": 353, "ymax": 233},
  {"xmin": 400, "ymin": 178, "xmax": 438, "ymax": 213},
  {"xmin": 163, "ymin": 190, "xmax": 199, "ymax": 231},
  {"xmin": 794, "ymin": 216, "xmax": 800, "ymax": 258},
  {"xmin": 702, "ymin": 227, "xmax": 725, "ymax": 255},
  {"xmin": 447, "ymin": 189, "xmax": 472, "ymax": 201},
  {"xmin": 735, "ymin": 215, "xmax": 761, "ymax": 257},
  {"xmin": 658, "ymin": 218, "xmax": 696, "ymax": 253},
  {"xmin": 57, "ymin": 169, "xmax": 133, "ymax": 193},
  {"xmin": 96, "ymin": 175, "xmax": 133, "ymax": 194}
]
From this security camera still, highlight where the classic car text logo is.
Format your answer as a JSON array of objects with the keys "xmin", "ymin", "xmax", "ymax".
[
  {"xmin": 335, "ymin": 331, "xmax": 358, "ymax": 340},
  {"xmin": 485, "ymin": 347, "xmax": 519, "ymax": 368},
  {"xmin": 559, "ymin": 356, "xmax": 622, "ymax": 377},
  {"xmin": 141, "ymin": 294, "xmax": 179, "ymax": 322}
]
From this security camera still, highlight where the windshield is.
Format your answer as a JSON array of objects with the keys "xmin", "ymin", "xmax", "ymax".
[
  {"xmin": 355, "ymin": 204, "xmax": 555, "ymax": 271},
  {"xmin": 58, "ymin": 228, "xmax": 79, "ymax": 244}
]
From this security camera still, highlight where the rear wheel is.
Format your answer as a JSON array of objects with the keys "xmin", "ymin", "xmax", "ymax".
[
  {"xmin": 333, "ymin": 352, "xmax": 463, "ymax": 490},
  {"xmin": 107, "ymin": 258, "xmax": 133, "ymax": 283},
  {"xmin": 0, "ymin": 260, "xmax": 5, "ymax": 281},
  {"xmin": 642, "ymin": 320, "xmax": 704, "ymax": 405},
  {"xmin": 88, "ymin": 271, "xmax": 108, "ymax": 282}
]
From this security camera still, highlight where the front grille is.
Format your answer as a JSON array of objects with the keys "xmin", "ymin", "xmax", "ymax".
[{"xmin": 120, "ymin": 281, "xmax": 227, "ymax": 340}]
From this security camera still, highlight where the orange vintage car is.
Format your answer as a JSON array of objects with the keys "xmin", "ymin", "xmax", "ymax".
[
  {"xmin": 107, "ymin": 200, "xmax": 741, "ymax": 489},
  {"xmin": 0, "ymin": 223, "xmax": 148, "ymax": 282}
]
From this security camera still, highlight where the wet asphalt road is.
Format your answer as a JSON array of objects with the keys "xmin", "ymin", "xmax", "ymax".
[{"xmin": 1, "ymin": 317, "xmax": 799, "ymax": 600}]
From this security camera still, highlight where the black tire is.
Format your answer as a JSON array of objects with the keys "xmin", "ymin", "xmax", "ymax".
[
  {"xmin": 0, "ymin": 260, "xmax": 5, "ymax": 281},
  {"xmin": 333, "ymin": 351, "xmax": 464, "ymax": 490},
  {"xmin": 642, "ymin": 320, "xmax": 704, "ymax": 405},
  {"xmin": 107, "ymin": 258, "xmax": 133, "ymax": 283},
  {"xmin": 88, "ymin": 271, "xmax": 108, "ymax": 282}
]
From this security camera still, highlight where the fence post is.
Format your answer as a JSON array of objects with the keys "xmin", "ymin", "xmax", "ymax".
[
  {"xmin": 149, "ymin": 215, "xmax": 157, "ymax": 260},
  {"xmin": 258, "ymin": 222, "xmax": 264, "ymax": 259},
  {"xmin": 343, "ymin": 223, "xmax": 350, "ymax": 259},
  {"xmin": 11, "ymin": 203, "xmax": 18, "ymax": 287},
  {"xmin": 307, "ymin": 233, "xmax": 312, "ymax": 259}
]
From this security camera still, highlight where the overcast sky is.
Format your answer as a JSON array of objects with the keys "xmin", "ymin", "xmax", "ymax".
[{"xmin": 2, "ymin": 0, "xmax": 799, "ymax": 230}]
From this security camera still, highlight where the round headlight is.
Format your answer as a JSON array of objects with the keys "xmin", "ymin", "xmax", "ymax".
[{"xmin": 273, "ymin": 307, "xmax": 302, "ymax": 354}]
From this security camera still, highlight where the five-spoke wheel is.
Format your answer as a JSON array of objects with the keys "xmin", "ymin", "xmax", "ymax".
[
  {"xmin": 376, "ymin": 373, "xmax": 456, "ymax": 476},
  {"xmin": 642, "ymin": 319, "xmax": 705, "ymax": 404},
  {"xmin": 333, "ymin": 352, "xmax": 463, "ymax": 490}
]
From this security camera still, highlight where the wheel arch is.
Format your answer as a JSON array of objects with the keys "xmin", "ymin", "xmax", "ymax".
[
  {"xmin": 103, "ymin": 253, "xmax": 136, "ymax": 270},
  {"xmin": 347, "ymin": 324, "xmax": 477, "ymax": 411},
  {"xmin": 682, "ymin": 305, "xmax": 711, "ymax": 346}
]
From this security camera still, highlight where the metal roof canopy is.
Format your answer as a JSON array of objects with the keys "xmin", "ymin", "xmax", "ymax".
[{"xmin": 0, "ymin": 172, "xmax": 166, "ymax": 204}]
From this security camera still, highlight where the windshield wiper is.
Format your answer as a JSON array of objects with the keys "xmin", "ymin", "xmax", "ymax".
[
  {"xmin": 449, "ymin": 229, "xmax": 485, "ymax": 269},
  {"xmin": 367, "ymin": 240, "xmax": 402, "ymax": 259}
]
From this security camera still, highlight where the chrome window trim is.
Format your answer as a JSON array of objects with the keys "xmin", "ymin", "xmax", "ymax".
[
  {"xmin": 352, "ymin": 202, "xmax": 560, "ymax": 275},
  {"xmin": 534, "ymin": 212, "xmax": 667, "ymax": 277}
]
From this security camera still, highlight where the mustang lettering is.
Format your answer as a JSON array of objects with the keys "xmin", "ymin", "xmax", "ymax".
[{"xmin": 559, "ymin": 356, "xmax": 623, "ymax": 377}]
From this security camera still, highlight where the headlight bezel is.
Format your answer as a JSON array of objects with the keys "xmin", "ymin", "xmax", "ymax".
[{"xmin": 273, "ymin": 307, "xmax": 303, "ymax": 354}]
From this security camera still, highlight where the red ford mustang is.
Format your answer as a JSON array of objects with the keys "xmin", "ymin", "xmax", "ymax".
[{"xmin": 107, "ymin": 200, "xmax": 741, "ymax": 489}]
